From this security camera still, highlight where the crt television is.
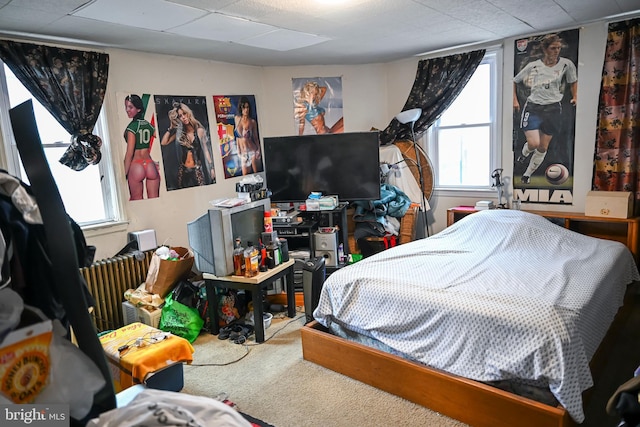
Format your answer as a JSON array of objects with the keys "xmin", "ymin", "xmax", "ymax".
[
  {"xmin": 187, "ymin": 198, "xmax": 270, "ymax": 277},
  {"xmin": 263, "ymin": 131, "xmax": 381, "ymax": 203}
]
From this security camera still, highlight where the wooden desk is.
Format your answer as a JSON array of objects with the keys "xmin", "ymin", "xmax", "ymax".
[
  {"xmin": 203, "ymin": 259, "xmax": 295, "ymax": 343},
  {"xmin": 446, "ymin": 207, "xmax": 640, "ymax": 264}
]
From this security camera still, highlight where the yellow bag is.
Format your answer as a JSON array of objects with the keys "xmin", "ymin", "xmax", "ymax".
[{"xmin": 144, "ymin": 247, "xmax": 194, "ymax": 298}]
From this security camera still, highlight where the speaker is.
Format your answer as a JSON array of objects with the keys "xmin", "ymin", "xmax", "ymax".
[
  {"xmin": 314, "ymin": 231, "xmax": 338, "ymax": 267},
  {"xmin": 302, "ymin": 257, "xmax": 326, "ymax": 323},
  {"xmin": 127, "ymin": 229, "xmax": 157, "ymax": 252}
]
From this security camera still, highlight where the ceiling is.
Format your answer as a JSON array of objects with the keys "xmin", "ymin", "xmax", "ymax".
[{"xmin": 0, "ymin": 0, "xmax": 639, "ymax": 67}]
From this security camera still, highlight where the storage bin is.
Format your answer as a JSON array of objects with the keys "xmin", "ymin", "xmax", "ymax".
[
  {"xmin": 585, "ymin": 191, "xmax": 633, "ymax": 218},
  {"xmin": 99, "ymin": 322, "xmax": 193, "ymax": 392}
]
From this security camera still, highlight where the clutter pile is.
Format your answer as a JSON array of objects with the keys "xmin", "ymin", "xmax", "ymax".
[{"xmin": 122, "ymin": 246, "xmax": 206, "ymax": 343}]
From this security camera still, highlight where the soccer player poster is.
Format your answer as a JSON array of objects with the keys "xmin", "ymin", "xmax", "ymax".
[
  {"xmin": 117, "ymin": 92, "xmax": 161, "ymax": 201},
  {"xmin": 513, "ymin": 29, "xmax": 579, "ymax": 205}
]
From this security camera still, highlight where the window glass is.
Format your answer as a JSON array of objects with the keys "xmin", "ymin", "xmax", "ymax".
[
  {"xmin": 0, "ymin": 63, "xmax": 119, "ymax": 225},
  {"xmin": 427, "ymin": 49, "xmax": 501, "ymax": 191},
  {"xmin": 437, "ymin": 126, "xmax": 490, "ymax": 186},
  {"xmin": 438, "ymin": 64, "xmax": 491, "ymax": 126}
]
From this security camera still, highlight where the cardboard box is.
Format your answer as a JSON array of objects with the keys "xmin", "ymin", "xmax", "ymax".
[
  {"xmin": 122, "ymin": 301, "xmax": 162, "ymax": 329},
  {"xmin": 585, "ymin": 191, "xmax": 633, "ymax": 218}
]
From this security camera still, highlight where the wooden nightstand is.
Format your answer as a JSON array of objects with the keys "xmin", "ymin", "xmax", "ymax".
[{"xmin": 446, "ymin": 206, "xmax": 478, "ymax": 226}]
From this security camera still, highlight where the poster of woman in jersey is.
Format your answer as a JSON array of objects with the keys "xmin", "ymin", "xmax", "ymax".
[
  {"xmin": 154, "ymin": 95, "xmax": 216, "ymax": 191},
  {"xmin": 513, "ymin": 29, "xmax": 579, "ymax": 205},
  {"xmin": 117, "ymin": 93, "xmax": 161, "ymax": 201},
  {"xmin": 213, "ymin": 95, "xmax": 263, "ymax": 178},
  {"xmin": 292, "ymin": 77, "xmax": 344, "ymax": 135}
]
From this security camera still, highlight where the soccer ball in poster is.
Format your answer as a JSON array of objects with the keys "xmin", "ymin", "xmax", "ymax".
[{"xmin": 545, "ymin": 163, "xmax": 569, "ymax": 185}]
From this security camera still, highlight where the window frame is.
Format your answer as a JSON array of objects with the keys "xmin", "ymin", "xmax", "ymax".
[
  {"xmin": 0, "ymin": 62, "xmax": 124, "ymax": 228},
  {"xmin": 425, "ymin": 47, "xmax": 503, "ymax": 197}
]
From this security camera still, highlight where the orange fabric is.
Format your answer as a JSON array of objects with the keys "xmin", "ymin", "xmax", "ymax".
[{"xmin": 100, "ymin": 322, "xmax": 194, "ymax": 391}]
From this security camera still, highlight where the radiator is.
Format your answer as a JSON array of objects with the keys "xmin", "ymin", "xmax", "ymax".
[{"xmin": 81, "ymin": 250, "xmax": 154, "ymax": 332}]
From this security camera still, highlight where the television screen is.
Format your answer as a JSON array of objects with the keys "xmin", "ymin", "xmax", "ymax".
[{"xmin": 263, "ymin": 131, "xmax": 381, "ymax": 203}]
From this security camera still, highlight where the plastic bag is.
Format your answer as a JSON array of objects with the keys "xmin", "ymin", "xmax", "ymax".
[
  {"xmin": 172, "ymin": 280, "xmax": 202, "ymax": 308},
  {"xmin": 158, "ymin": 293, "xmax": 204, "ymax": 343}
]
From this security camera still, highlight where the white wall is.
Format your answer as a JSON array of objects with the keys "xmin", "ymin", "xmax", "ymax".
[
  {"xmin": 260, "ymin": 64, "xmax": 389, "ymax": 135},
  {"xmin": 91, "ymin": 51, "xmax": 264, "ymax": 258},
  {"xmin": 86, "ymin": 21, "xmax": 610, "ymax": 259}
]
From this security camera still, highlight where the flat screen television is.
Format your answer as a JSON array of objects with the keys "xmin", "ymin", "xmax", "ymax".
[
  {"xmin": 187, "ymin": 198, "xmax": 270, "ymax": 276},
  {"xmin": 263, "ymin": 131, "xmax": 381, "ymax": 203}
]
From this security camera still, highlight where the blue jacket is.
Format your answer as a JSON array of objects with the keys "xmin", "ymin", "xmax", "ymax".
[{"xmin": 352, "ymin": 184, "xmax": 411, "ymax": 239}]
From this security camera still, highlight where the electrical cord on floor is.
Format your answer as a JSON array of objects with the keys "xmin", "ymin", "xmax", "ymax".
[
  {"xmin": 187, "ymin": 344, "xmax": 252, "ymax": 367},
  {"xmin": 186, "ymin": 311, "xmax": 306, "ymax": 367},
  {"xmin": 244, "ymin": 312, "xmax": 305, "ymax": 347}
]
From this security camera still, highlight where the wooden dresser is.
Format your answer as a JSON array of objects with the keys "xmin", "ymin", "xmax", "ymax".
[{"xmin": 446, "ymin": 207, "xmax": 640, "ymax": 264}]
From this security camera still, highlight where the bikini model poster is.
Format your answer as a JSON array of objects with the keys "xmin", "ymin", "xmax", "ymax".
[
  {"xmin": 213, "ymin": 95, "xmax": 263, "ymax": 178},
  {"xmin": 292, "ymin": 77, "xmax": 344, "ymax": 136}
]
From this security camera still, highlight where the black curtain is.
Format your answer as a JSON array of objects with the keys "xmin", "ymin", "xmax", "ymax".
[
  {"xmin": 0, "ymin": 40, "xmax": 109, "ymax": 171},
  {"xmin": 380, "ymin": 49, "xmax": 486, "ymax": 145}
]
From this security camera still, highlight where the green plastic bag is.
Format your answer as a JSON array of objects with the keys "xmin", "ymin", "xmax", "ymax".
[{"xmin": 159, "ymin": 293, "xmax": 204, "ymax": 343}]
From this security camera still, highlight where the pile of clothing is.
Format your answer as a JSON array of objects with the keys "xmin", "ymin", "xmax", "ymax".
[{"xmin": 351, "ymin": 183, "xmax": 411, "ymax": 257}]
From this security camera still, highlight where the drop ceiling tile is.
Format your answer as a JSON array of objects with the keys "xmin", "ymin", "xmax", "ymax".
[
  {"xmin": 72, "ymin": 0, "xmax": 207, "ymax": 31},
  {"xmin": 238, "ymin": 28, "xmax": 330, "ymax": 51},
  {"xmin": 167, "ymin": 12, "xmax": 275, "ymax": 42},
  {"xmin": 218, "ymin": 0, "xmax": 288, "ymax": 20},
  {"xmin": 2, "ymin": 0, "xmax": 86, "ymax": 13},
  {"xmin": 166, "ymin": 0, "xmax": 237, "ymax": 12},
  {"xmin": 554, "ymin": 0, "xmax": 630, "ymax": 21},
  {"xmin": 0, "ymin": 3, "xmax": 64, "ymax": 29}
]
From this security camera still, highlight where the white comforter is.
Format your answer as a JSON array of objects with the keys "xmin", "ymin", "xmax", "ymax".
[{"xmin": 314, "ymin": 209, "xmax": 639, "ymax": 423}]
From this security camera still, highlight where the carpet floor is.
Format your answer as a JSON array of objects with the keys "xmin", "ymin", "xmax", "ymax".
[
  {"xmin": 182, "ymin": 299, "xmax": 639, "ymax": 427},
  {"xmin": 183, "ymin": 311, "xmax": 466, "ymax": 427}
]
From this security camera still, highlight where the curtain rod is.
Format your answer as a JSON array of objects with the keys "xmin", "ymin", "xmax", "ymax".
[{"xmin": 0, "ymin": 32, "xmax": 108, "ymax": 53}]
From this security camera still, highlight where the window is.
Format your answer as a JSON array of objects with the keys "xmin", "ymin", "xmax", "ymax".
[
  {"xmin": 426, "ymin": 48, "xmax": 501, "ymax": 192},
  {"xmin": 0, "ymin": 63, "xmax": 121, "ymax": 226}
]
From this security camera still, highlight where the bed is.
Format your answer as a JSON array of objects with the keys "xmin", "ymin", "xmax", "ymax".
[{"xmin": 301, "ymin": 209, "xmax": 640, "ymax": 427}]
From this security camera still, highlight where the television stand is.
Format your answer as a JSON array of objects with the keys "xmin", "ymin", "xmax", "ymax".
[
  {"xmin": 299, "ymin": 202, "xmax": 350, "ymax": 255},
  {"xmin": 274, "ymin": 220, "xmax": 318, "ymax": 254}
]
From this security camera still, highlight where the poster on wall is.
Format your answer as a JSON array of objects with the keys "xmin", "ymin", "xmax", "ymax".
[
  {"xmin": 513, "ymin": 29, "xmax": 579, "ymax": 205},
  {"xmin": 117, "ymin": 92, "xmax": 161, "ymax": 201},
  {"xmin": 153, "ymin": 95, "xmax": 216, "ymax": 191},
  {"xmin": 292, "ymin": 76, "xmax": 344, "ymax": 135},
  {"xmin": 213, "ymin": 95, "xmax": 263, "ymax": 178}
]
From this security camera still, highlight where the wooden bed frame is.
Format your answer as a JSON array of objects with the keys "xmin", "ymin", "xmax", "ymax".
[{"xmin": 300, "ymin": 217, "xmax": 637, "ymax": 427}]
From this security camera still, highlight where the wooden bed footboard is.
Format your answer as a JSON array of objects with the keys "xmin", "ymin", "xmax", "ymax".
[
  {"xmin": 302, "ymin": 283, "xmax": 636, "ymax": 427},
  {"xmin": 302, "ymin": 320, "xmax": 573, "ymax": 427}
]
